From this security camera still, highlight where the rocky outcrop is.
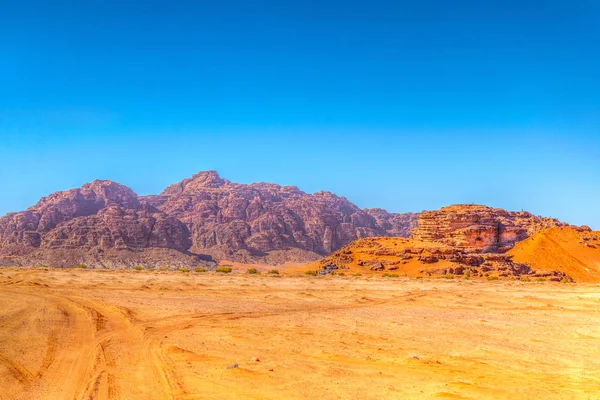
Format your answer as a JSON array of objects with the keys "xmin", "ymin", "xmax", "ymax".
[
  {"xmin": 0, "ymin": 180, "xmax": 189, "ymax": 252},
  {"xmin": 411, "ymin": 204, "xmax": 568, "ymax": 252},
  {"xmin": 315, "ymin": 236, "xmax": 573, "ymax": 281},
  {"xmin": 0, "ymin": 172, "xmax": 416, "ymax": 267},
  {"xmin": 0, "ymin": 180, "xmax": 205, "ymax": 269}
]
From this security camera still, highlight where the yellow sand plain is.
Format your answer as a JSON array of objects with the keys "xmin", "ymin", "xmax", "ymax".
[{"xmin": 0, "ymin": 268, "xmax": 599, "ymax": 399}]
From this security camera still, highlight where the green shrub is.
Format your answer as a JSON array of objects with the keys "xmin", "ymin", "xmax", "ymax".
[
  {"xmin": 247, "ymin": 268, "xmax": 258, "ymax": 274},
  {"xmin": 72, "ymin": 263, "xmax": 87, "ymax": 269},
  {"xmin": 178, "ymin": 267, "xmax": 190, "ymax": 273},
  {"xmin": 216, "ymin": 266, "xmax": 233, "ymax": 273},
  {"xmin": 305, "ymin": 270, "xmax": 318, "ymax": 276},
  {"xmin": 133, "ymin": 265, "xmax": 144, "ymax": 271},
  {"xmin": 194, "ymin": 267, "xmax": 206, "ymax": 273},
  {"xmin": 442, "ymin": 274, "xmax": 454, "ymax": 279},
  {"xmin": 487, "ymin": 275, "xmax": 499, "ymax": 281},
  {"xmin": 383, "ymin": 273, "xmax": 399, "ymax": 278},
  {"xmin": 268, "ymin": 269, "xmax": 279, "ymax": 275}
]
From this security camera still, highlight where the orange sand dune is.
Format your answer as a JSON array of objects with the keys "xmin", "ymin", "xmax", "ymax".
[{"xmin": 509, "ymin": 227, "xmax": 600, "ymax": 282}]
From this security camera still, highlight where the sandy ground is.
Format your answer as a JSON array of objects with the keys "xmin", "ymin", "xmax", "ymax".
[{"xmin": 0, "ymin": 268, "xmax": 599, "ymax": 400}]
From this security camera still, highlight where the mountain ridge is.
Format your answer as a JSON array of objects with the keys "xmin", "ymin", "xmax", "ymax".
[{"xmin": 0, "ymin": 171, "xmax": 417, "ymax": 268}]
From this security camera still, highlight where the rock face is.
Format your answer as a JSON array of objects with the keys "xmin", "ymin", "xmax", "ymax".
[
  {"xmin": 0, "ymin": 180, "xmax": 200, "ymax": 268},
  {"xmin": 365, "ymin": 209, "xmax": 418, "ymax": 237},
  {"xmin": 0, "ymin": 180, "xmax": 189, "ymax": 253},
  {"xmin": 411, "ymin": 204, "xmax": 568, "ymax": 252},
  {"xmin": 143, "ymin": 171, "xmax": 414, "ymax": 263},
  {"xmin": 0, "ymin": 172, "xmax": 415, "ymax": 267}
]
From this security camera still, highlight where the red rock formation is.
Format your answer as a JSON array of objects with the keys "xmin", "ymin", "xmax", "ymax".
[
  {"xmin": 0, "ymin": 180, "xmax": 198, "ymax": 268},
  {"xmin": 144, "ymin": 171, "xmax": 414, "ymax": 263},
  {"xmin": 365, "ymin": 208, "xmax": 418, "ymax": 237},
  {"xmin": 410, "ymin": 204, "xmax": 568, "ymax": 252},
  {"xmin": 0, "ymin": 172, "xmax": 415, "ymax": 267}
]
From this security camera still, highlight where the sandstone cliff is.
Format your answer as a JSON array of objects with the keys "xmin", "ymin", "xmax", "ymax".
[{"xmin": 411, "ymin": 204, "xmax": 568, "ymax": 252}]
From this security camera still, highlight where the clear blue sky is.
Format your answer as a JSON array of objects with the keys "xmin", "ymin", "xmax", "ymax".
[{"xmin": 1, "ymin": 1, "xmax": 599, "ymax": 228}]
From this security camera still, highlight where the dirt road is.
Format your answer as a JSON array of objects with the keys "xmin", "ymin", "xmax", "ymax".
[{"xmin": 0, "ymin": 268, "xmax": 599, "ymax": 399}]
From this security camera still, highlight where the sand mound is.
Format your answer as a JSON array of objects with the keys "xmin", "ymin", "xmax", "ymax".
[{"xmin": 509, "ymin": 227, "xmax": 600, "ymax": 282}]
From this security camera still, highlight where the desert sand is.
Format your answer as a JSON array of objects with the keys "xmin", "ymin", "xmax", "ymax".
[
  {"xmin": 510, "ymin": 227, "xmax": 600, "ymax": 283},
  {"xmin": 1, "ymin": 268, "xmax": 599, "ymax": 399}
]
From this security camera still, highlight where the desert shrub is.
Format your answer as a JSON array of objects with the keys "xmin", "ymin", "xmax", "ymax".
[
  {"xmin": 72, "ymin": 263, "xmax": 87, "ymax": 269},
  {"xmin": 383, "ymin": 272, "xmax": 399, "ymax": 278},
  {"xmin": 353, "ymin": 272, "xmax": 362, "ymax": 277},
  {"xmin": 415, "ymin": 276, "xmax": 424, "ymax": 279},
  {"xmin": 157, "ymin": 265, "xmax": 170, "ymax": 271},
  {"xmin": 133, "ymin": 265, "xmax": 144, "ymax": 271},
  {"xmin": 442, "ymin": 274, "xmax": 454, "ymax": 279},
  {"xmin": 268, "ymin": 269, "xmax": 279, "ymax": 275},
  {"xmin": 338, "ymin": 272, "xmax": 345, "ymax": 276},
  {"xmin": 247, "ymin": 268, "xmax": 258, "ymax": 274},
  {"xmin": 487, "ymin": 275, "xmax": 499, "ymax": 281},
  {"xmin": 305, "ymin": 270, "xmax": 318, "ymax": 276},
  {"xmin": 178, "ymin": 267, "xmax": 190, "ymax": 273},
  {"xmin": 536, "ymin": 277, "xmax": 547, "ymax": 282},
  {"xmin": 463, "ymin": 270, "xmax": 471, "ymax": 279},
  {"xmin": 520, "ymin": 276, "xmax": 531, "ymax": 282},
  {"xmin": 194, "ymin": 267, "xmax": 206, "ymax": 273},
  {"xmin": 216, "ymin": 266, "xmax": 232, "ymax": 273},
  {"xmin": 561, "ymin": 276, "xmax": 573, "ymax": 283}
]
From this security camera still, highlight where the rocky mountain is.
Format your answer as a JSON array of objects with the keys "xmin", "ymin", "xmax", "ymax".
[
  {"xmin": 143, "ymin": 171, "xmax": 417, "ymax": 264},
  {"xmin": 0, "ymin": 180, "xmax": 202, "ymax": 268},
  {"xmin": 0, "ymin": 171, "xmax": 416, "ymax": 268}
]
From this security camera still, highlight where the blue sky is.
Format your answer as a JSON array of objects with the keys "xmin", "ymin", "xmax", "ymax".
[{"xmin": 1, "ymin": 1, "xmax": 599, "ymax": 228}]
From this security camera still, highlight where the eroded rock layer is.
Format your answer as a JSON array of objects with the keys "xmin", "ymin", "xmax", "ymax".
[{"xmin": 411, "ymin": 204, "xmax": 568, "ymax": 252}]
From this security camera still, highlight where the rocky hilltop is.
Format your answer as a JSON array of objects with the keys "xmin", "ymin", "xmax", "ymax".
[
  {"xmin": 143, "ymin": 171, "xmax": 417, "ymax": 263},
  {"xmin": 313, "ymin": 204, "xmax": 578, "ymax": 281},
  {"xmin": 411, "ymin": 204, "xmax": 568, "ymax": 252},
  {"xmin": 0, "ymin": 180, "xmax": 201, "ymax": 268},
  {"xmin": 0, "ymin": 171, "xmax": 416, "ymax": 268}
]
